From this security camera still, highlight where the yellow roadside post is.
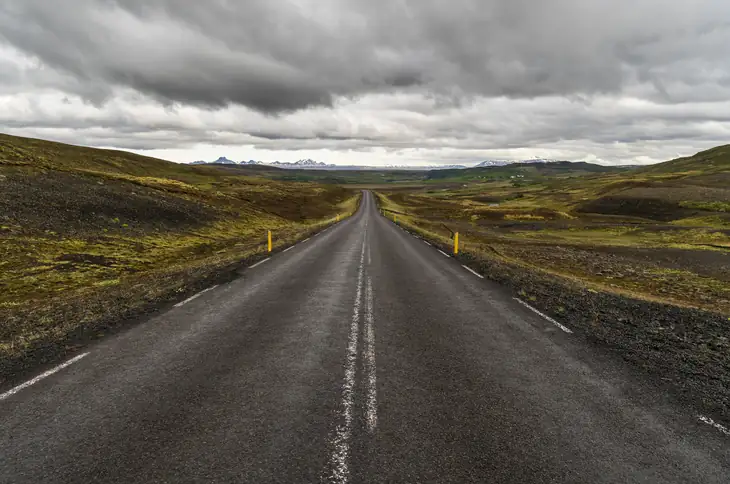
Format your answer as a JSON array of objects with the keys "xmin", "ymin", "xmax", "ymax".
[
  {"xmin": 336, "ymin": 214, "xmax": 340, "ymax": 222},
  {"xmin": 394, "ymin": 214, "xmax": 397, "ymax": 224},
  {"xmin": 453, "ymin": 232, "xmax": 459, "ymax": 255},
  {"xmin": 267, "ymin": 230, "xmax": 272, "ymax": 253}
]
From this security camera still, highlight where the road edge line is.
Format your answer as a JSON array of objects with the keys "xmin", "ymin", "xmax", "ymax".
[
  {"xmin": 462, "ymin": 265, "xmax": 484, "ymax": 279},
  {"xmin": 249, "ymin": 258, "xmax": 271, "ymax": 269},
  {"xmin": 0, "ymin": 352, "xmax": 90, "ymax": 401},
  {"xmin": 513, "ymin": 297, "xmax": 573, "ymax": 334}
]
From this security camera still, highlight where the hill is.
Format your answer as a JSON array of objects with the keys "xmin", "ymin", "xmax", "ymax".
[
  {"xmin": 637, "ymin": 145, "xmax": 730, "ymax": 176},
  {"xmin": 375, "ymin": 144, "xmax": 730, "ymax": 314},
  {"xmin": 0, "ymin": 133, "xmax": 359, "ymax": 381},
  {"xmin": 426, "ymin": 160, "xmax": 629, "ymax": 181}
]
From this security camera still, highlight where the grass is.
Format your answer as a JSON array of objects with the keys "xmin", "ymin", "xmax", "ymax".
[
  {"xmin": 374, "ymin": 146, "xmax": 730, "ymax": 315},
  {"xmin": 679, "ymin": 201, "xmax": 730, "ymax": 212},
  {"xmin": 0, "ymin": 133, "xmax": 360, "ymax": 380}
]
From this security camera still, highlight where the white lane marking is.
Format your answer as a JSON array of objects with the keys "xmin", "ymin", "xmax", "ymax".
[
  {"xmin": 462, "ymin": 265, "xmax": 484, "ymax": 279},
  {"xmin": 302, "ymin": 237, "xmax": 310, "ymax": 243},
  {"xmin": 326, "ymin": 234, "xmax": 366, "ymax": 483},
  {"xmin": 699, "ymin": 415, "xmax": 730, "ymax": 436},
  {"xmin": 437, "ymin": 249, "xmax": 450, "ymax": 257},
  {"xmin": 283, "ymin": 246, "xmax": 294, "ymax": 253},
  {"xmin": 514, "ymin": 298, "xmax": 573, "ymax": 334},
  {"xmin": 423, "ymin": 240, "xmax": 432, "ymax": 246},
  {"xmin": 248, "ymin": 258, "xmax": 270, "ymax": 269},
  {"xmin": 0, "ymin": 352, "xmax": 90, "ymax": 401},
  {"xmin": 174, "ymin": 285, "xmax": 219, "ymax": 307},
  {"xmin": 364, "ymin": 276, "xmax": 377, "ymax": 433}
]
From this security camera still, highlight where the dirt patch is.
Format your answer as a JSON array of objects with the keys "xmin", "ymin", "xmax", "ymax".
[
  {"xmin": 621, "ymin": 186, "xmax": 730, "ymax": 203},
  {"xmin": 587, "ymin": 245, "xmax": 730, "ymax": 282},
  {"xmin": 56, "ymin": 253, "xmax": 119, "ymax": 267},
  {"xmin": 576, "ymin": 196, "xmax": 696, "ymax": 221},
  {"xmin": 0, "ymin": 169, "xmax": 217, "ymax": 236}
]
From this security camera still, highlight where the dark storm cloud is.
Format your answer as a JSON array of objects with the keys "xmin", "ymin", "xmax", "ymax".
[{"xmin": 2, "ymin": 0, "xmax": 729, "ymax": 113}]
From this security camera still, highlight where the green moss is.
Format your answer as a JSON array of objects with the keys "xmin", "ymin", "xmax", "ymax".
[
  {"xmin": 679, "ymin": 201, "xmax": 730, "ymax": 212},
  {"xmin": 94, "ymin": 279, "xmax": 121, "ymax": 287}
]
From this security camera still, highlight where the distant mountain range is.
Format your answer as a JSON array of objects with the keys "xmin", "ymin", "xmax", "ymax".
[
  {"xmin": 191, "ymin": 156, "xmax": 262, "ymax": 165},
  {"xmin": 190, "ymin": 157, "xmax": 570, "ymax": 171},
  {"xmin": 190, "ymin": 157, "xmax": 466, "ymax": 170},
  {"xmin": 271, "ymin": 159, "xmax": 332, "ymax": 168},
  {"xmin": 474, "ymin": 158, "xmax": 558, "ymax": 167}
]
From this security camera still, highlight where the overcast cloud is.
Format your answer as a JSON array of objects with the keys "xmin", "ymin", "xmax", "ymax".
[{"xmin": 1, "ymin": 0, "xmax": 729, "ymax": 165}]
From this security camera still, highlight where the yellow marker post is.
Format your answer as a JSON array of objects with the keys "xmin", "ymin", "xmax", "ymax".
[
  {"xmin": 267, "ymin": 230, "xmax": 272, "ymax": 253},
  {"xmin": 336, "ymin": 214, "xmax": 340, "ymax": 222},
  {"xmin": 394, "ymin": 215, "xmax": 397, "ymax": 224},
  {"xmin": 453, "ymin": 232, "xmax": 459, "ymax": 255}
]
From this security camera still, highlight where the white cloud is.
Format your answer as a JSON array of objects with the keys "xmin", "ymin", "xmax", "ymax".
[{"xmin": 1, "ymin": 0, "xmax": 729, "ymax": 165}]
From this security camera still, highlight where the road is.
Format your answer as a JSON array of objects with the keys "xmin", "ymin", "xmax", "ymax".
[{"xmin": 1, "ymin": 191, "xmax": 728, "ymax": 483}]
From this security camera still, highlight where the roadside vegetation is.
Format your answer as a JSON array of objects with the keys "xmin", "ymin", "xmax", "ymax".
[
  {"xmin": 215, "ymin": 164, "xmax": 427, "ymax": 184},
  {"xmin": 375, "ymin": 145, "xmax": 730, "ymax": 420},
  {"xmin": 0, "ymin": 133, "xmax": 359, "ymax": 382}
]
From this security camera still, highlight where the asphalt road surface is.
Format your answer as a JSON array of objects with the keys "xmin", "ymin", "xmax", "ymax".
[{"xmin": 1, "ymin": 191, "xmax": 728, "ymax": 483}]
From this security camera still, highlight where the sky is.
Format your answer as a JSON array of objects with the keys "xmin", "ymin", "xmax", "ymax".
[{"xmin": 1, "ymin": 1, "xmax": 730, "ymax": 166}]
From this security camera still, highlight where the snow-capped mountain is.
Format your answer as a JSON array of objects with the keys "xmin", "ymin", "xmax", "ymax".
[
  {"xmin": 271, "ymin": 159, "xmax": 335, "ymax": 168},
  {"xmin": 211, "ymin": 157, "xmax": 237, "ymax": 164},
  {"xmin": 474, "ymin": 160, "xmax": 511, "ymax": 167}
]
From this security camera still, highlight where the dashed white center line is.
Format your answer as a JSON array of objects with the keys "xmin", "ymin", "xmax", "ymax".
[
  {"xmin": 514, "ymin": 298, "xmax": 573, "ymax": 334},
  {"xmin": 283, "ymin": 246, "xmax": 294, "ymax": 252},
  {"xmin": 462, "ymin": 265, "xmax": 484, "ymax": 279},
  {"xmin": 0, "ymin": 352, "xmax": 90, "ymax": 401},
  {"xmin": 174, "ymin": 285, "xmax": 219, "ymax": 307},
  {"xmin": 325, "ymin": 234, "xmax": 366, "ymax": 483},
  {"xmin": 699, "ymin": 415, "xmax": 730, "ymax": 436},
  {"xmin": 423, "ymin": 240, "xmax": 432, "ymax": 246},
  {"xmin": 302, "ymin": 237, "xmax": 310, "ymax": 243},
  {"xmin": 437, "ymin": 249, "xmax": 450, "ymax": 257},
  {"xmin": 364, "ymin": 276, "xmax": 377, "ymax": 433},
  {"xmin": 248, "ymin": 258, "xmax": 270, "ymax": 269}
]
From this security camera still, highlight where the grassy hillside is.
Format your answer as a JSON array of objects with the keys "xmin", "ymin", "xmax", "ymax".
[
  {"xmin": 426, "ymin": 161, "xmax": 630, "ymax": 182},
  {"xmin": 0, "ymin": 133, "xmax": 359, "ymax": 381},
  {"xmin": 376, "ymin": 147, "xmax": 730, "ymax": 314},
  {"xmin": 638, "ymin": 144, "xmax": 730, "ymax": 176}
]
